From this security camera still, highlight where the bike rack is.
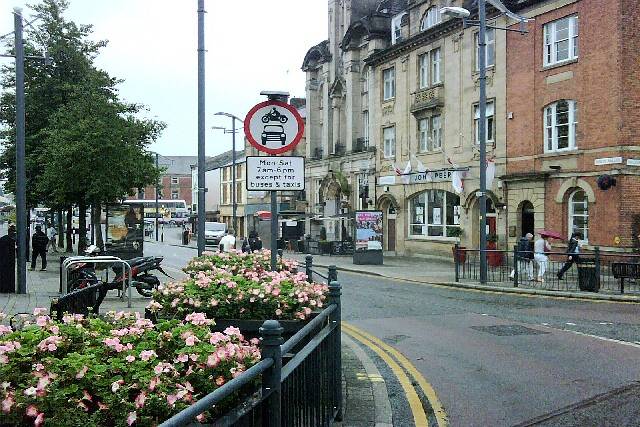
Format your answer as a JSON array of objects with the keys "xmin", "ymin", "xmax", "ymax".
[{"xmin": 62, "ymin": 256, "xmax": 133, "ymax": 308}]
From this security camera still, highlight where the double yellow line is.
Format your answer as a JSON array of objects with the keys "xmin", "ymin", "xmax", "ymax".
[{"xmin": 343, "ymin": 322, "xmax": 449, "ymax": 427}]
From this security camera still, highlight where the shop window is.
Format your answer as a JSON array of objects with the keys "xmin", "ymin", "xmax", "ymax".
[{"xmin": 409, "ymin": 190, "xmax": 461, "ymax": 237}]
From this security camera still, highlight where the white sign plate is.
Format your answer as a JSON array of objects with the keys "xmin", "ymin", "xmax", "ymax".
[
  {"xmin": 246, "ymin": 156, "xmax": 305, "ymax": 191},
  {"xmin": 594, "ymin": 157, "xmax": 623, "ymax": 166},
  {"xmin": 627, "ymin": 159, "xmax": 640, "ymax": 167},
  {"xmin": 244, "ymin": 101, "xmax": 304, "ymax": 155}
]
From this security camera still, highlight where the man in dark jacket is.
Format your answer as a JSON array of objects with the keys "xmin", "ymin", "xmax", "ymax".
[
  {"xmin": 0, "ymin": 225, "xmax": 16, "ymax": 292},
  {"xmin": 510, "ymin": 233, "xmax": 534, "ymax": 281},
  {"xmin": 30, "ymin": 225, "xmax": 49, "ymax": 271},
  {"xmin": 557, "ymin": 232, "xmax": 582, "ymax": 280}
]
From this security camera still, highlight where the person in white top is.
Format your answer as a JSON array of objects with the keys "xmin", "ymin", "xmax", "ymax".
[
  {"xmin": 218, "ymin": 229, "xmax": 236, "ymax": 253},
  {"xmin": 533, "ymin": 235, "xmax": 552, "ymax": 282},
  {"xmin": 46, "ymin": 224, "xmax": 58, "ymax": 253}
]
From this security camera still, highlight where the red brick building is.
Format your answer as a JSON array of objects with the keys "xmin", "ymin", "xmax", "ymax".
[
  {"xmin": 137, "ymin": 156, "xmax": 197, "ymax": 208},
  {"xmin": 503, "ymin": 0, "xmax": 640, "ymax": 251}
]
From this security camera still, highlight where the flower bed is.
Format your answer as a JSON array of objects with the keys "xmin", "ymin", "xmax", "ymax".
[
  {"xmin": 151, "ymin": 250, "xmax": 328, "ymax": 322},
  {"xmin": 0, "ymin": 310, "xmax": 260, "ymax": 426}
]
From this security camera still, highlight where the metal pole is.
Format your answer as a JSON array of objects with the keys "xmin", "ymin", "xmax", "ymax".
[
  {"xmin": 196, "ymin": 0, "xmax": 206, "ymax": 256},
  {"xmin": 478, "ymin": 0, "xmax": 488, "ymax": 284},
  {"xmin": 271, "ymin": 191, "xmax": 277, "ymax": 271},
  {"xmin": 232, "ymin": 116, "xmax": 237, "ymax": 236},
  {"xmin": 15, "ymin": 8, "xmax": 27, "ymax": 294},
  {"xmin": 155, "ymin": 153, "xmax": 159, "ymax": 241}
]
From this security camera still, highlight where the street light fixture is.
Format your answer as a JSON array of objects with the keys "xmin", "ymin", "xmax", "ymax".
[
  {"xmin": 441, "ymin": 0, "xmax": 528, "ymax": 284},
  {"xmin": 213, "ymin": 112, "xmax": 243, "ymax": 236}
]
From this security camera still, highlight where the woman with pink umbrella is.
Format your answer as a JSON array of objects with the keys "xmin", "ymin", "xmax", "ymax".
[{"xmin": 533, "ymin": 230, "xmax": 564, "ymax": 282}]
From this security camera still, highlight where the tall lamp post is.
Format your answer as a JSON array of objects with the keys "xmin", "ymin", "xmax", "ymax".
[
  {"xmin": 213, "ymin": 112, "xmax": 243, "ymax": 236},
  {"xmin": 196, "ymin": 0, "xmax": 206, "ymax": 256},
  {"xmin": 155, "ymin": 153, "xmax": 160, "ymax": 241},
  {"xmin": 441, "ymin": 2, "xmax": 528, "ymax": 284},
  {"xmin": 1, "ymin": 8, "xmax": 49, "ymax": 294}
]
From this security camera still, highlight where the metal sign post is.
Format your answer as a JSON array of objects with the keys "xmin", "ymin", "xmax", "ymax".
[{"xmin": 244, "ymin": 92, "xmax": 305, "ymax": 271}]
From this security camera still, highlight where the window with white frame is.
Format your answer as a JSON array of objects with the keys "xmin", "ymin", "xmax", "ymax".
[
  {"xmin": 418, "ymin": 115, "xmax": 442, "ymax": 152},
  {"xmin": 431, "ymin": 48, "xmax": 441, "ymax": 84},
  {"xmin": 383, "ymin": 67, "xmax": 395, "ymax": 100},
  {"xmin": 544, "ymin": 100, "xmax": 578, "ymax": 152},
  {"xmin": 419, "ymin": 118, "xmax": 429, "ymax": 152},
  {"xmin": 544, "ymin": 16, "xmax": 578, "ymax": 66},
  {"xmin": 362, "ymin": 111, "xmax": 369, "ymax": 146},
  {"xmin": 409, "ymin": 190, "xmax": 461, "ymax": 237},
  {"xmin": 419, "ymin": 53, "xmax": 429, "ymax": 89},
  {"xmin": 421, "ymin": 7, "xmax": 441, "ymax": 31},
  {"xmin": 171, "ymin": 190, "xmax": 179, "ymax": 200},
  {"xmin": 391, "ymin": 13, "xmax": 405, "ymax": 44},
  {"xmin": 568, "ymin": 189, "xmax": 588, "ymax": 242},
  {"xmin": 431, "ymin": 115, "xmax": 442, "ymax": 150},
  {"xmin": 474, "ymin": 28, "xmax": 495, "ymax": 70},
  {"xmin": 474, "ymin": 101, "xmax": 495, "ymax": 144},
  {"xmin": 383, "ymin": 126, "xmax": 395, "ymax": 158},
  {"xmin": 171, "ymin": 176, "xmax": 179, "ymax": 185}
]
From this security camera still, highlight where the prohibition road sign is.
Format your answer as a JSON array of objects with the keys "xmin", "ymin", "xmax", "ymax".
[{"xmin": 244, "ymin": 100, "xmax": 304, "ymax": 155}]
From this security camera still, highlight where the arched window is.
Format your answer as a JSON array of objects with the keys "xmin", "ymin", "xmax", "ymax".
[
  {"xmin": 569, "ymin": 189, "xmax": 588, "ymax": 242},
  {"xmin": 544, "ymin": 100, "xmax": 578, "ymax": 152},
  {"xmin": 421, "ymin": 7, "xmax": 441, "ymax": 31},
  {"xmin": 409, "ymin": 190, "xmax": 460, "ymax": 237}
]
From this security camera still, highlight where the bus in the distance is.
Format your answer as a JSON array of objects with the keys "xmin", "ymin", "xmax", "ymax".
[{"xmin": 124, "ymin": 199, "xmax": 190, "ymax": 226}]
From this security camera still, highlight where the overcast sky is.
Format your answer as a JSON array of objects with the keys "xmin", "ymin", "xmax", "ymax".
[{"xmin": 0, "ymin": 1, "xmax": 327, "ymax": 157}]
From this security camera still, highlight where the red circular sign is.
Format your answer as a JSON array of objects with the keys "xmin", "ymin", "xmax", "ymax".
[{"xmin": 244, "ymin": 100, "xmax": 304, "ymax": 155}]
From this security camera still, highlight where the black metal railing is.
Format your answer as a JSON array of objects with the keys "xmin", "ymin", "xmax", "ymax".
[
  {"xmin": 159, "ymin": 259, "xmax": 342, "ymax": 427},
  {"xmin": 454, "ymin": 244, "xmax": 640, "ymax": 294}
]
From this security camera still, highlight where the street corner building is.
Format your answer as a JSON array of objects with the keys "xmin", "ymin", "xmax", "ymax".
[{"xmin": 301, "ymin": 0, "xmax": 640, "ymax": 258}]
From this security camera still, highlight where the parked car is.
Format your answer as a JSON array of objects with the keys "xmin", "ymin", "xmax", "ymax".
[{"xmin": 204, "ymin": 222, "xmax": 227, "ymax": 246}]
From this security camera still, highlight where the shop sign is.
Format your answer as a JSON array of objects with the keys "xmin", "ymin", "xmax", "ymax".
[
  {"xmin": 409, "ymin": 169, "xmax": 453, "ymax": 184},
  {"xmin": 627, "ymin": 159, "xmax": 640, "ymax": 167}
]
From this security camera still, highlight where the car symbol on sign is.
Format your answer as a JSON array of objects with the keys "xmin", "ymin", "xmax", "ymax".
[{"xmin": 261, "ymin": 124, "xmax": 287, "ymax": 145}]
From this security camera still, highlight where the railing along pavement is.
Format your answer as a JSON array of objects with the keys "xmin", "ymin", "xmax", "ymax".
[
  {"xmin": 454, "ymin": 244, "xmax": 640, "ymax": 294},
  {"xmin": 160, "ymin": 257, "xmax": 342, "ymax": 426}
]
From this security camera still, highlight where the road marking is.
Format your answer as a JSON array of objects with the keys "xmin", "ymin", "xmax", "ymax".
[
  {"xmin": 541, "ymin": 323, "xmax": 550, "ymax": 326},
  {"xmin": 343, "ymin": 322, "xmax": 449, "ymax": 427},
  {"xmin": 565, "ymin": 322, "xmax": 576, "ymax": 326},
  {"xmin": 557, "ymin": 329, "xmax": 640, "ymax": 349},
  {"xmin": 343, "ymin": 325, "xmax": 429, "ymax": 427}
]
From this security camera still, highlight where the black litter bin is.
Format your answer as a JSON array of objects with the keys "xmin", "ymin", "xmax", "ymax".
[
  {"xmin": 182, "ymin": 230, "xmax": 190, "ymax": 245},
  {"xmin": 577, "ymin": 258, "xmax": 600, "ymax": 292}
]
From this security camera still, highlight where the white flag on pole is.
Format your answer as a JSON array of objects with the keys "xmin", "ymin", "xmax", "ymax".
[
  {"xmin": 401, "ymin": 160, "xmax": 412, "ymax": 185},
  {"xmin": 485, "ymin": 158, "xmax": 496, "ymax": 190}
]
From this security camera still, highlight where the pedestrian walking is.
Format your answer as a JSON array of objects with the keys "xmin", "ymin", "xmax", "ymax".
[
  {"xmin": 510, "ymin": 233, "xmax": 534, "ymax": 281},
  {"xmin": 241, "ymin": 237, "xmax": 250, "ymax": 253},
  {"xmin": 0, "ymin": 225, "xmax": 16, "ymax": 293},
  {"xmin": 219, "ymin": 229, "xmax": 236, "ymax": 253},
  {"xmin": 30, "ymin": 225, "xmax": 49, "ymax": 271},
  {"xmin": 533, "ymin": 234, "xmax": 552, "ymax": 282},
  {"xmin": 557, "ymin": 232, "xmax": 582, "ymax": 280},
  {"xmin": 248, "ymin": 230, "xmax": 262, "ymax": 252},
  {"xmin": 46, "ymin": 223, "xmax": 58, "ymax": 253}
]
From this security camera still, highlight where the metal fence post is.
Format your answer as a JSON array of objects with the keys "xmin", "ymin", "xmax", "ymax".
[
  {"xmin": 513, "ymin": 245, "xmax": 519, "ymax": 288},
  {"xmin": 328, "ymin": 280, "xmax": 343, "ymax": 421},
  {"xmin": 305, "ymin": 254, "xmax": 313, "ymax": 282},
  {"xmin": 328, "ymin": 265, "xmax": 337, "ymax": 283},
  {"xmin": 277, "ymin": 248, "xmax": 283, "ymax": 260},
  {"xmin": 260, "ymin": 320, "xmax": 283, "ymax": 427},
  {"xmin": 454, "ymin": 243, "xmax": 460, "ymax": 282},
  {"xmin": 594, "ymin": 246, "xmax": 601, "ymax": 291}
]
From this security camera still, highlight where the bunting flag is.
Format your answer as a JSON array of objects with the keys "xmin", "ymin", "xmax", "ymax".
[
  {"xmin": 447, "ymin": 157, "xmax": 465, "ymax": 194},
  {"xmin": 485, "ymin": 158, "xmax": 496, "ymax": 190},
  {"xmin": 401, "ymin": 160, "xmax": 412, "ymax": 185},
  {"xmin": 411, "ymin": 155, "xmax": 432, "ymax": 182}
]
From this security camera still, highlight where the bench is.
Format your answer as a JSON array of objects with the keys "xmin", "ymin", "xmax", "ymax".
[
  {"xmin": 611, "ymin": 262, "xmax": 640, "ymax": 294},
  {"xmin": 50, "ymin": 282, "xmax": 107, "ymax": 321}
]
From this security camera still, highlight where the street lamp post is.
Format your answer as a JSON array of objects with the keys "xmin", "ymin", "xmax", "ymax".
[
  {"xmin": 213, "ymin": 112, "xmax": 244, "ymax": 236},
  {"xmin": 155, "ymin": 153, "xmax": 160, "ymax": 241},
  {"xmin": 441, "ymin": 1, "xmax": 528, "ymax": 284},
  {"xmin": 196, "ymin": 0, "xmax": 206, "ymax": 256}
]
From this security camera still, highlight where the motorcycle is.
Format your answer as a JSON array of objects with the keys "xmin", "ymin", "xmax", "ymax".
[
  {"xmin": 67, "ymin": 245, "xmax": 170, "ymax": 298},
  {"xmin": 261, "ymin": 107, "xmax": 288, "ymax": 124}
]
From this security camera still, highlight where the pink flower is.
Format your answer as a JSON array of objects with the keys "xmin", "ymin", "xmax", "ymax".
[
  {"xmin": 78, "ymin": 401, "xmax": 89, "ymax": 412},
  {"xmin": 34, "ymin": 412, "xmax": 45, "ymax": 427},
  {"xmin": 111, "ymin": 379, "xmax": 124, "ymax": 393},
  {"xmin": 139, "ymin": 350, "xmax": 157, "ymax": 361},
  {"xmin": 127, "ymin": 411, "xmax": 137, "ymax": 426},
  {"xmin": 207, "ymin": 353, "xmax": 220, "ymax": 368},
  {"xmin": 34, "ymin": 363, "xmax": 44, "ymax": 371},
  {"xmin": 166, "ymin": 394, "xmax": 178, "ymax": 407},
  {"xmin": 126, "ymin": 355, "xmax": 135, "ymax": 363},
  {"xmin": 75, "ymin": 365, "xmax": 88, "ymax": 379},
  {"xmin": 209, "ymin": 332, "xmax": 226, "ymax": 344},
  {"xmin": 176, "ymin": 353, "xmax": 189, "ymax": 363},
  {"xmin": 0, "ymin": 325, "xmax": 12, "ymax": 335},
  {"xmin": 185, "ymin": 335, "xmax": 199, "ymax": 346},
  {"xmin": 82, "ymin": 389, "xmax": 93, "ymax": 402},
  {"xmin": 33, "ymin": 308, "xmax": 47, "ymax": 316},
  {"xmin": 35, "ymin": 316, "xmax": 49, "ymax": 327},
  {"xmin": 26, "ymin": 404, "xmax": 38, "ymax": 417},
  {"xmin": 275, "ymin": 309, "xmax": 283, "ymax": 316},
  {"xmin": 135, "ymin": 391, "xmax": 147, "ymax": 409},
  {"xmin": 1, "ymin": 393, "xmax": 14, "ymax": 413},
  {"xmin": 24, "ymin": 386, "xmax": 37, "ymax": 397},
  {"xmin": 196, "ymin": 413, "xmax": 206, "ymax": 422},
  {"xmin": 215, "ymin": 376, "xmax": 225, "ymax": 386},
  {"xmin": 149, "ymin": 377, "xmax": 160, "ymax": 391}
]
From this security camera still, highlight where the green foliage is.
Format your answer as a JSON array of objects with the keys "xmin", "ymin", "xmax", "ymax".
[{"xmin": 0, "ymin": 0, "xmax": 163, "ymax": 212}]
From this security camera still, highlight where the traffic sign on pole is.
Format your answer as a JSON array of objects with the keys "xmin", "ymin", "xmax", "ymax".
[
  {"xmin": 246, "ymin": 156, "xmax": 305, "ymax": 191},
  {"xmin": 244, "ymin": 100, "xmax": 304, "ymax": 155}
]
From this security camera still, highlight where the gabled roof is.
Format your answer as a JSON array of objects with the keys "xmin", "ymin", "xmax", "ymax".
[
  {"xmin": 200, "ymin": 150, "xmax": 245, "ymax": 172},
  {"xmin": 156, "ymin": 156, "xmax": 199, "ymax": 175}
]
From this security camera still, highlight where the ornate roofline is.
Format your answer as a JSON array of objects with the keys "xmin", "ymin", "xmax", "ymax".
[{"xmin": 301, "ymin": 40, "xmax": 332, "ymax": 72}]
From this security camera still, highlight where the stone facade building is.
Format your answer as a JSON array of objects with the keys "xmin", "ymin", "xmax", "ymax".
[{"xmin": 504, "ymin": 0, "xmax": 640, "ymax": 251}]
